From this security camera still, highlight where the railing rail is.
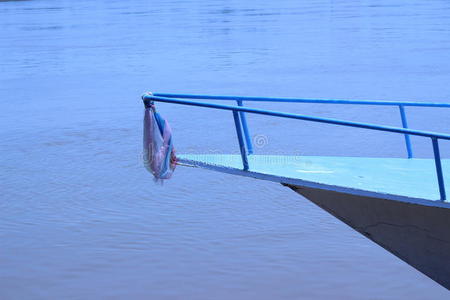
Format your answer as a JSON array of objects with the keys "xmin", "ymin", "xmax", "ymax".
[
  {"xmin": 143, "ymin": 93, "xmax": 449, "ymax": 201},
  {"xmin": 154, "ymin": 93, "xmax": 450, "ymax": 107},
  {"xmin": 155, "ymin": 93, "xmax": 450, "ymax": 159}
]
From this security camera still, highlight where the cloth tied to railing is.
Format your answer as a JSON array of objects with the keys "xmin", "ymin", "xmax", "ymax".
[{"xmin": 143, "ymin": 101, "xmax": 176, "ymax": 181}]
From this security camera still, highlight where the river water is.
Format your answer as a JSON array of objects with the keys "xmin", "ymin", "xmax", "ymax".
[{"xmin": 1, "ymin": 0, "xmax": 450, "ymax": 299}]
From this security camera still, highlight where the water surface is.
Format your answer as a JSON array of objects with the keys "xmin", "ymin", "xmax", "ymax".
[{"xmin": 1, "ymin": 0, "xmax": 450, "ymax": 299}]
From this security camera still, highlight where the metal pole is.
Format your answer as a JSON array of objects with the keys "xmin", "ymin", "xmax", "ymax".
[
  {"xmin": 144, "ymin": 95, "xmax": 450, "ymax": 141},
  {"xmin": 432, "ymin": 138, "xmax": 446, "ymax": 201},
  {"xmin": 232, "ymin": 110, "xmax": 249, "ymax": 170},
  {"xmin": 153, "ymin": 93, "xmax": 450, "ymax": 108},
  {"xmin": 399, "ymin": 105, "xmax": 413, "ymax": 158},
  {"xmin": 236, "ymin": 100, "xmax": 254, "ymax": 154}
]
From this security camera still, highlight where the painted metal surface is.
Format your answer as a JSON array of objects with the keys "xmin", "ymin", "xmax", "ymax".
[
  {"xmin": 398, "ymin": 105, "xmax": 413, "ymax": 158},
  {"xmin": 154, "ymin": 93, "xmax": 450, "ymax": 158},
  {"xmin": 153, "ymin": 93, "xmax": 450, "ymax": 107},
  {"xmin": 236, "ymin": 99, "xmax": 253, "ymax": 155},
  {"xmin": 143, "ymin": 93, "xmax": 449, "ymax": 200},
  {"xmin": 178, "ymin": 154, "xmax": 450, "ymax": 205},
  {"xmin": 155, "ymin": 93, "xmax": 450, "ymax": 158},
  {"xmin": 144, "ymin": 93, "xmax": 450, "ymax": 289},
  {"xmin": 143, "ymin": 95, "xmax": 450, "ymax": 140},
  {"xmin": 289, "ymin": 185, "xmax": 450, "ymax": 290},
  {"xmin": 232, "ymin": 111, "xmax": 249, "ymax": 170},
  {"xmin": 432, "ymin": 138, "xmax": 447, "ymax": 200}
]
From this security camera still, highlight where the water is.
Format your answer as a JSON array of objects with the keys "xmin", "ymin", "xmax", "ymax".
[{"xmin": 1, "ymin": 0, "xmax": 450, "ymax": 298}]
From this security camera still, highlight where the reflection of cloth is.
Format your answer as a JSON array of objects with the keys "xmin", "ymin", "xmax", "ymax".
[{"xmin": 143, "ymin": 107, "xmax": 176, "ymax": 181}]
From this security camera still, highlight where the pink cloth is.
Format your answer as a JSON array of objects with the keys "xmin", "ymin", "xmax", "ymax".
[{"xmin": 143, "ymin": 107, "xmax": 176, "ymax": 181}]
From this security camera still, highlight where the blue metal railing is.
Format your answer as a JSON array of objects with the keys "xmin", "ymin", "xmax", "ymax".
[
  {"xmin": 143, "ymin": 93, "xmax": 449, "ymax": 201},
  {"xmin": 155, "ymin": 93, "xmax": 450, "ymax": 159}
]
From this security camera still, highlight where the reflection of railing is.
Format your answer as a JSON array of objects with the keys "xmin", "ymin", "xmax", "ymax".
[{"xmin": 143, "ymin": 93, "xmax": 450, "ymax": 201}]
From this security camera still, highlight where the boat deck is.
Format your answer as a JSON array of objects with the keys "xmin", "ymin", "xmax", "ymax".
[{"xmin": 178, "ymin": 154, "xmax": 450, "ymax": 206}]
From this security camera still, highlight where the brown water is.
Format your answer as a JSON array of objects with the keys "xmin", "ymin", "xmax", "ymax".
[{"xmin": 1, "ymin": 0, "xmax": 450, "ymax": 299}]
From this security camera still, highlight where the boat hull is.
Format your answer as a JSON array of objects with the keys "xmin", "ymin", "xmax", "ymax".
[
  {"xmin": 177, "ymin": 154, "xmax": 450, "ymax": 289},
  {"xmin": 287, "ymin": 184, "xmax": 450, "ymax": 290}
]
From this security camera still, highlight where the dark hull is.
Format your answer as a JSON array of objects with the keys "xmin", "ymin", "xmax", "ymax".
[{"xmin": 287, "ymin": 184, "xmax": 450, "ymax": 290}]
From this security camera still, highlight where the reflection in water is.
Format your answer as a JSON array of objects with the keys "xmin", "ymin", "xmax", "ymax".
[{"xmin": 1, "ymin": 0, "xmax": 450, "ymax": 299}]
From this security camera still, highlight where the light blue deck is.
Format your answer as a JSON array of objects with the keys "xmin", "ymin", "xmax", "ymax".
[{"xmin": 178, "ymin": 154, "xmax": 450, "ymax": 206}]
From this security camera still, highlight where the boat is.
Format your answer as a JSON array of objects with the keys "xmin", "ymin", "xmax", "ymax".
[{"xmin": 142, "ymin": 92, "xmax": 450, "ymax": 290}]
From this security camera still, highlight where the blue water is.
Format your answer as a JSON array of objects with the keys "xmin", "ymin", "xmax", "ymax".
[{"xmin": 1, "ymin": 0, "xmax": 450, "ymax": 299}]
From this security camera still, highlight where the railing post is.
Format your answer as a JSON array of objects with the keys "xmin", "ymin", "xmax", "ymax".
[
  {"xmin": 431, "ymin": 138, "xmax": 446, "ymax": 201},
  {"xmin": 236, "ymin": 100, "xmax": 254, "ymax": 154},
  {"xmin": 399, "ymin": 105, "xmax": 413, "ymax": 158},
  {"xmin": 232, "ymin": 110, "xmax": 249, "ymax": 170}
]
